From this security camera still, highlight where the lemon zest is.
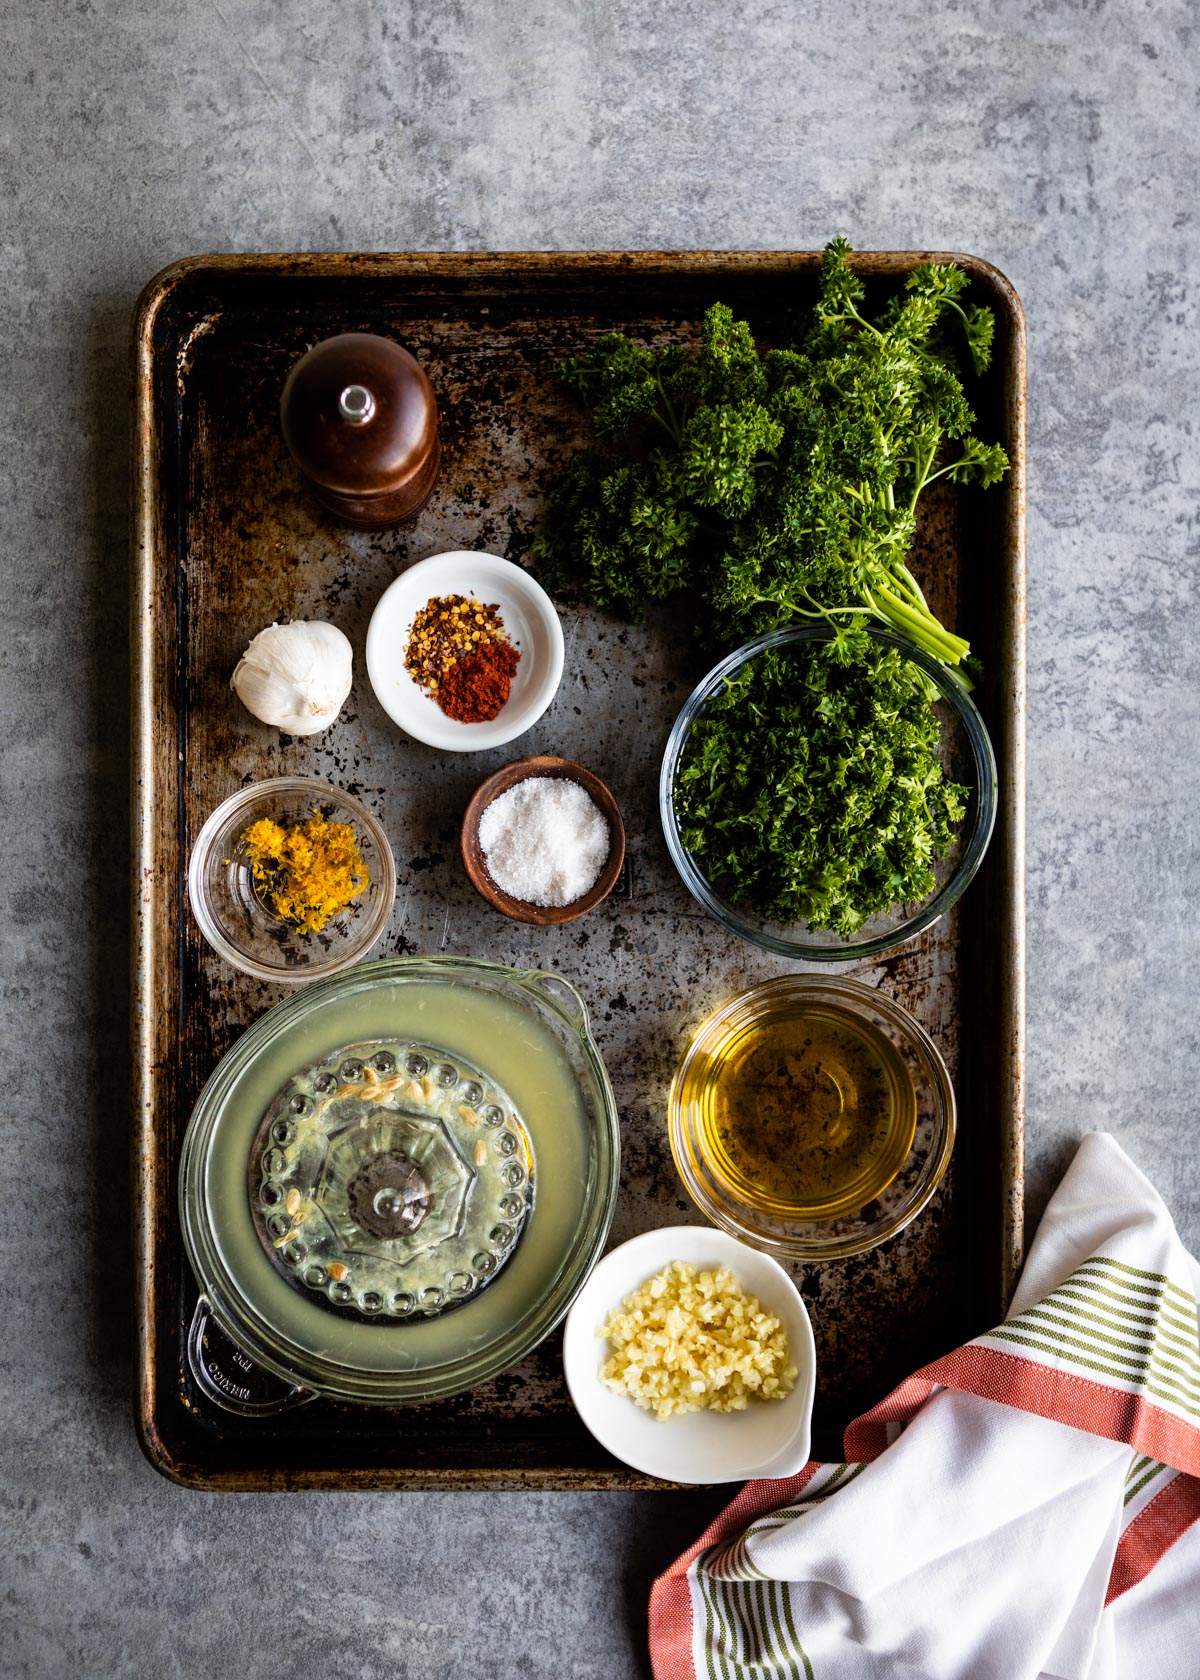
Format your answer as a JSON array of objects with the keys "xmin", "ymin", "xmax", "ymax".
[{"xmin": 241, "ymin": 812, "xmax": 369, "ymax": 934}]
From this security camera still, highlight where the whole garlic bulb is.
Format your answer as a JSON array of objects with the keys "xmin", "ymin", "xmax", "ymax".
[{"xmin": 231, "ymin": 621, "xmax": 353, "ymax": 736}]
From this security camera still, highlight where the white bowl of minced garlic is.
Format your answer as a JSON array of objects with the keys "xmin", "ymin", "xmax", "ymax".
[{"xmin": 563, "ymin": 1226, "xmax": 816, "ymax": 1484}]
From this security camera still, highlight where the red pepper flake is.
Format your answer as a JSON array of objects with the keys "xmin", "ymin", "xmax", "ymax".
[
  {"xmin": 404, "ymin": 594, "xmax": 508, "ymax": 689},
  {"xmin": 437, "ymin": 639, "xmax": 521, "ymax": 723}
]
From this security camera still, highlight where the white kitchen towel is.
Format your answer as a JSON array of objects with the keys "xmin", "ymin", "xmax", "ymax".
[{"xmin": 649, "ymin": 1134, "xmax": 1200, "ymax": 1680}]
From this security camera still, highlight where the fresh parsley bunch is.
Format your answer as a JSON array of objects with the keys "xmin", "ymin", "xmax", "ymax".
[
  {"xmin": 534, "ymin": 238, "xmax": 1008, "ymax": 681},
  {"xmin": 673, "ymin": 624, "xmax": 968, "ymax": 936}
]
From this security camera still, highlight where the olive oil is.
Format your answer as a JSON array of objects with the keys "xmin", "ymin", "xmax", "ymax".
[{"xmin": 683, "ymin": 1003, "xmax": 917, "ymax": 1220}]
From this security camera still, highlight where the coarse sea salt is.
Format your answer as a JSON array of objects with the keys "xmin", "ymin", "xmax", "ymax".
[{"xmin": 478, "ymin": 776, "xmax": 610, "ymax": 907}]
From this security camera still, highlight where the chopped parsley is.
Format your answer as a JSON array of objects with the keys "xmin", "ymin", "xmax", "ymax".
[{"xmin": 673, "ymin": 625, "xmax": 968, "ymax": 937}]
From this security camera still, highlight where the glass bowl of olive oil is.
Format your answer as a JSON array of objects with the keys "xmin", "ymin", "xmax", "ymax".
[{"xmin": 668, "ymin": 976, "xmax": 955, "ymax": 1261}]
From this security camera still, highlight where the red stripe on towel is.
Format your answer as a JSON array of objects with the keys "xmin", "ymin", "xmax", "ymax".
[
  {"xmin": 1105, "ymin": 1475, "xmax": 1200, "ymax": 1605},
  {"xmin": 843, "ymin": 1375, "xmax": 939, "ymax": 1461},
  {"xmin": 847, "ymin": 1345, "xmax": 1200, "ymax": 1473},
  {"xmin": 919, "ymin": 1344, "xmax": 1200, "ymax": 1476}
]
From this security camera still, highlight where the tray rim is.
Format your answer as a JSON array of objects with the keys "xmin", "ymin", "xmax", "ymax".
[{"xmin": 131, "ymin": 248, "xmax": 1026, "ymax": 1490}]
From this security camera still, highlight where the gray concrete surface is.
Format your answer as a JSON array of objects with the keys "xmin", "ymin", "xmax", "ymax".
[{"xmin": 3, "ymin": 0, "xmax": 1199, "ymax": 1675}]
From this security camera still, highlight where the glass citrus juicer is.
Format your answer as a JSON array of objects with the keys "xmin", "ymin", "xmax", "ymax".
[{"xmin": 178, "ymin": 957, "xmax": 620, "ymax": 1413}]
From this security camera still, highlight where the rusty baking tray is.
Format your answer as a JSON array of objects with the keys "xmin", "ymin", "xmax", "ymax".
[{"xmin": 132, "ymin": 251, "xmax": 1025, "ymax": 1489}]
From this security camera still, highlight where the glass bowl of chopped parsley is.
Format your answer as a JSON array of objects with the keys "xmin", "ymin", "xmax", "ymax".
[
  {"xmin": 660, "ymin": 624, "xmax": 997, "ymax": 961},
  {"xmin": 189, "ymin": 777, "xmax": 397, "ymax": 982}
]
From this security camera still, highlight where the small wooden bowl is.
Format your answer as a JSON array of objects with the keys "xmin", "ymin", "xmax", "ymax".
[{"xmin": 460, "ymin": 756, "xmax": 626, "ymax": 925}]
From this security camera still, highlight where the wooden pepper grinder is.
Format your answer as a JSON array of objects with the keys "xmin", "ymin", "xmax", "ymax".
[{"xmin": 280, "ymin": 332, "xmax": 441, "ymax": 528}]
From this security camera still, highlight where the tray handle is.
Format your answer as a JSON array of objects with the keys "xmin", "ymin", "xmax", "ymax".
[{"xmin": 187, "ymin": 1295, "xmax": 316, "ymax": 1417}]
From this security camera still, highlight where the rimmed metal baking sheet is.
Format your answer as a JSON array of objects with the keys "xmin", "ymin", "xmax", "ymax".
[{"xmin": 131, "ymin": 250, "xmax": 1025, "ymax": 1489}]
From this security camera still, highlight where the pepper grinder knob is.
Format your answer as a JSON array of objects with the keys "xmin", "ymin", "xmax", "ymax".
[
  {"xmin": 280, "ymin": 332, "xmax": 441, "ymax": 528},
  {"xmin": 338, "ymin": 383, "xmax": 376, "ymax": 426}
]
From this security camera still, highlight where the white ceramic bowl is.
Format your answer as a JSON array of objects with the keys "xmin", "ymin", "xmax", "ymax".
[
  {"xmin": 563, "ymin": 1226, "xmax": 817, "ymax": 1485},
  {"xmin": 365, "ymin": 550, "xmax": 564, "ymax": 752}
]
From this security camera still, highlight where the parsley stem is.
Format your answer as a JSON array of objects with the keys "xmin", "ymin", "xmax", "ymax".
[
  {"xmin": 844, "ymin": 297, "xmax": 886, "ymax": 343},
  {"xmin": 873, "ymin": 585, "xmax": 969, "ymax": 665},
  {"xmin": 922, "ymin": 453, "xmax": 976, "ymax": 487},
  {"xmin": 907, "ymin": 437, "xmax": 940, "ymax": 516},
  {"xmin": 891, "ymin": 562, "xmax": 931, "ymax": 613},
  {"xmin": 655, "ymin": 377, "xmax": 685, "ymax": 445}
]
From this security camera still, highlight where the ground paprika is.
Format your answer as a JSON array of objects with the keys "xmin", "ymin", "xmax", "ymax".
[{"xmin": 436, "ymin": 638, "xmax": 521, "ymax": 722}]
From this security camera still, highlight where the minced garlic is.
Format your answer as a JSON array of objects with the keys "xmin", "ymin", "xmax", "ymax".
[
  {"xmin": 597, "ymin": 1261, "xmax": 797, "ymax": 1421},
  {"xmin": 241, "ymin": 812, "xmax": 369, "ymax": 934}
]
